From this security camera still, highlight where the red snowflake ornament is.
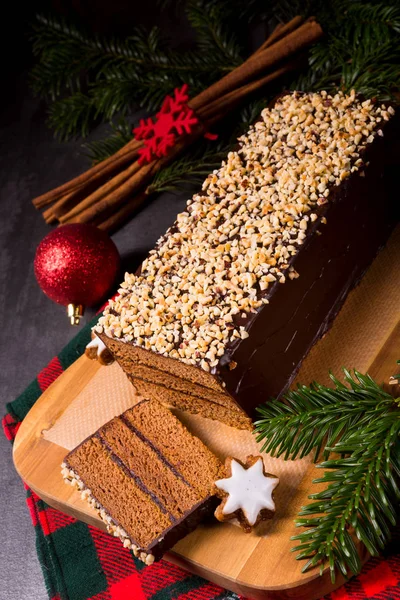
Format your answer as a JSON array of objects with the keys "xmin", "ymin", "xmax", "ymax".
[{"xmin": 133, "ymin": 84, "xmax": 200, "ymax": 165}]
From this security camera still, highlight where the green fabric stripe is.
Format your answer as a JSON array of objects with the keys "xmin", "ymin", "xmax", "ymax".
[
  {"xmin": 133, "ymin": 555, "xmax": 148, "ymax": 571},
  {"xmin": 26, "ymin": 492, "xmax": 68, "ymax": 600},
  {"xmin": 6, "ymin": 378, "xmax": 42, "ymax": 422},
  {"xmin": 51, "ymin": 521, "xmax": 108, "ymax": 600},
  {"xmin": 37, "ymin": 508, "xmax": 70, "ymax": 600},
  {"xmin": 150, "ymin": 575, "xmax": 208, "ymax": 600},
  {"xmin": 34, "ymin": 508, "xmax": 58, "ymax": 599},
  {"xmin": 6, "ymin": 312, "xmax": 105, "ymax": 600}
]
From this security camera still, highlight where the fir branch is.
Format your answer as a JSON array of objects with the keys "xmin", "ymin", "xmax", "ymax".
[
  {"xmin": 147, "ymin": 146, "xmax": 229, "ymax": 194},
  {"xmin": 255, "ymin": 369, "xmax": 400, "ymax": 582},
  {"xmin": 339, "ymin": 2, "xmax": 400, "ymax": 43},
  {"xmin": 272, "ymin": 0, "xmax": 310, "ymax": 23},
  {"xmin": 292, "ymin": 413, "xmax": 400, "ymax": 582},
  {"xmin": 83, "ymin": 119, "xmax": 133, "ymax": 164},
  {"xmin": 30, "ymin": 15, "xmax": 96, "ymax": 98},
  {"xmin": 30, "ymin": 12, "xmax": 238, "ymax": 138},
  {"xmin": 47, "ymin": 93, "xmax": 97, "ymax": 140},
  {"xmin": 31, "ymin": 16, "xmax": 221, "ymax": 90},
  {"xmin": 293, "ymin": 1, "xmax": 400, "ymax": 100},
  {"xmin": 30, "ymin": 0, "xmax": 400, "ymax": 141},
  {"xmin": 186, "ymin": 0, "xmax": 243, "ymax": 65},
  {"xmin": 233, "ymin": 0, "xmax": 274, "ymax": 22},
  {"xmin": 254, "ymin": 370, "xmax": 396, "ymax": 462},
  {"xmin": 340, "ymin": 41, "xmax": 400, "ymax": 100}
]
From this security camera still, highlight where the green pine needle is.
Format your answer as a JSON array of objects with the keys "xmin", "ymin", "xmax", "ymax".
[
  {"xmin": 30, "ymin": 6, "xmax": 241, "ymax": 139},
  {"xmin": 186, "ymin": 0, "xmax": 243, "ymax": 66},
  {"xmin": 148, "ymin": 146, "xmax": 229, "ymax": 194},
  {"xmin": 292, "ymin": 1, "xmax": 400, "ymax": 99},
  {"xmin": 47, "ymin": 93, "xmax": 97, "ymax": 140},
  {"xmin": 255, "ymin": 370, "xmax": 396, "ymax": 462},
  {"xmin": 83, "ymin": 118, "xmax": 134, "ymax": 164},
  {"xmin": 254, "ymin": 369, "xmax": 400, "ymax": 582}
]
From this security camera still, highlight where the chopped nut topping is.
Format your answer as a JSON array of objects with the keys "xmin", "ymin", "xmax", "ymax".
[{"xmin": 96, "ymin": 91, "xmax": 393, "ymax": 372}]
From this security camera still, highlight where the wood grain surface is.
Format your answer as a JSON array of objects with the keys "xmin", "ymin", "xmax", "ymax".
[{"xmin": 13, "ymin": 227, "xmax": 400, "ymax": 600}]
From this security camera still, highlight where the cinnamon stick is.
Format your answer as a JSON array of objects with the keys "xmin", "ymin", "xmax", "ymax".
[
  {"xmin": 58, "ymin": 160, "xmax": 142, "ymax": 223},
  {"xmin": 97, "ymin": 191, "xmax": 149, "ymax": 233},
  {"xmin": 97, "ymin": 52, "xmax": 303, "ymax": 234},
  {"xmin": 254, "ymin": 16, "xmax": 304, "ymax": 54},
  {"xmin": 61, "ymin": 162, "xmax": 155, "ymax": 224},
  {"xmin": 34, "ymin": 16, "xmax": 323, "ymax": 232},
  {"xmin": 43, "ymin": 189, "xmax": 83, "ymax": 224},
  {"xmin": 43, "ymin": 145, "xmax": 140, "ymax": 221},
  {"xmin": 199, "ymin": 58, "xmax": 304, "ymax": 122},
  {"xmin": 61, "ymin": 121, "xmax": 210, "ymax": 225},
  {"xmin": 189, "ymin": 19, "xmax": 323, "ymax": 112},
  {"xmin": 32, "ymin": 137, "xmax": 142, "ymax": 209},
  {"xmin": 96, "ymin": 113, "xmax": 230, "ymax": 233},
  {"xmin": 34, "ymin": 179, "xmax": 86, "ymax": 211},
  {"xmin": 61, "ymin": 50, "xmax": 303, "ymax": 228}
]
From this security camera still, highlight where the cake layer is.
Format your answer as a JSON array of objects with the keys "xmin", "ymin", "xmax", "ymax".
[
  {"xmin": 63, "ymin": 399, "xmax": 222, "ymax": 562},
  {"xmin": 100, "ymin": 417, "xmax": 201, "ymax": 518},
  {"xmin": 96, "ymin": 91, "xmax": 398, "ymax": 421},
  {"xmin": 130, "ymin": 377, "xmax": 252, "ymax": 430},
  {"xmin": 65, "ymin": 436, "xmax": 172, "ymax": 549},
  {"xmin": 100, "ymin": 334, "xmax": 223, "ymax": 392},
  {"xmin": 122, "ymin": 399, "xmax": 224, "ymax": 493},
  {"xmin": 98, "ymin": 332, "xmax": 245, "ymax": 426},
  {"xmin": 125, "ymin": 363, "xmax": 238, "ymax": 410}
]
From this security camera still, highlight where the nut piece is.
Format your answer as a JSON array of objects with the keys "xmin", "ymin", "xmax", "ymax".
[{"xmin": 85, "ymin": 333, "xmax": 114, "ymax": 366}]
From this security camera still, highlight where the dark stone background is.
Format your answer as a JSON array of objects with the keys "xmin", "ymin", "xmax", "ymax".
[{"xmin": 0, "ymin": 2, "xmax": 202, "ymax": 598}]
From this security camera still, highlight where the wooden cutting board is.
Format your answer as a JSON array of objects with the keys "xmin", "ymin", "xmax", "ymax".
[{"xmin": 13, "ymin": 226, "xmax": 400, "ymax": 600}]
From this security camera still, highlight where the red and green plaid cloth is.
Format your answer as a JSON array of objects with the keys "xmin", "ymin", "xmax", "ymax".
[{"xmin": 3, "ymin": 316, "xmax": 400, "ymax": 600}]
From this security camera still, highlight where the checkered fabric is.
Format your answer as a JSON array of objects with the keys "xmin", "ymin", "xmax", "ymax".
[{"xmin": 3, "ymin": 317, "xmax": 400, "ymax": 600}]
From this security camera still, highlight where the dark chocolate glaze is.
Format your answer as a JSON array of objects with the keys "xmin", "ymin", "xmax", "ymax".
[
  {"xmin": 144, "ymin": 495, "xmax": 218, "ymax": 559},
  {"xmin": 103, "ymin": 97, "xmax": 399, "ymax": 420},
  {"xmin": 211, "ymin": 110, "xmax": 400, "ymax": 416}
]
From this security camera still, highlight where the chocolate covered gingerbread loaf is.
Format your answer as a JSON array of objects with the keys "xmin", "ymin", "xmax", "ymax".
[
  {"xmin": 95, "ymin": 91, "xmax": 398, "ymax": 426},
  {"xmin": 62, "ymin": 399, "xmax": 223, "ymax": 563}
]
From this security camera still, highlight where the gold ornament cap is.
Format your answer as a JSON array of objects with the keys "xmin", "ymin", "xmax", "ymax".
[{"xmin": 67, "ymin": 304, "xmax": 84, "ymax": 326}]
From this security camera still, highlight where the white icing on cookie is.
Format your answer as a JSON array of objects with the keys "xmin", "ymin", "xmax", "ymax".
[
  {"xmin": 86, "ymin": 335, "xmax": 107, "ymax": 357},
  {"xmin": 215, "ymin": 458, "xmax": 279, "ymax": 526}
]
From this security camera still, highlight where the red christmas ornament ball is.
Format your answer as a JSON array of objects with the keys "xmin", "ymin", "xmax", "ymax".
[{"xmin": 34, "ymin": 224, "xmax": 120, "ymax": 307}]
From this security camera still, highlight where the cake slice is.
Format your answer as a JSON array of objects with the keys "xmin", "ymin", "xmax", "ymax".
[
  {"xmin": 62, "ymin": 399, "xmax": 223, "ymax": 564},
  {"xmin": 130, "ymin": 376, "xmax": 252, "ymax": 430},
  {"xmin": 95, "ymin": 91, "xmax": 398, "ymax": 426}
]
